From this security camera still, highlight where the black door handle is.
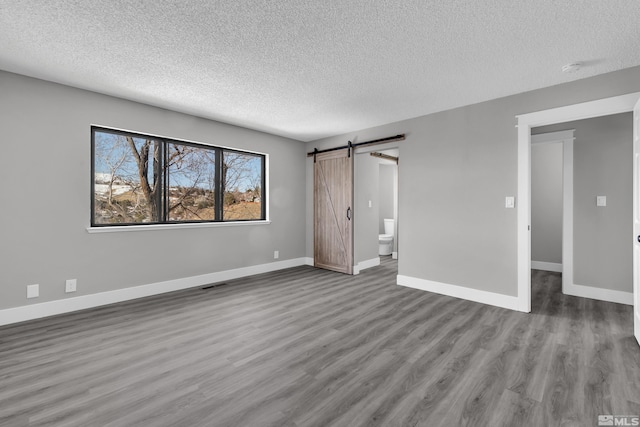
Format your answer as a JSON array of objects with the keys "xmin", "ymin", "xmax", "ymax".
[
  {"xmin": 347, "ymin": 207, "xmax": 351, "ymax": 220},
  {"xmin": 637, "ymin": 235, "xmax": 640, "ymax": 243}
]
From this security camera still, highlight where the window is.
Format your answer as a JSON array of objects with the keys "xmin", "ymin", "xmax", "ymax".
[{"xmin": 92, "ymin": 127, "xmax": 266, "ymax": 226}]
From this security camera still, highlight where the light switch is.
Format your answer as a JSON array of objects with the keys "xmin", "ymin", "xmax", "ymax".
[
  {"xmin": 505, "ymin": 196, "xmax": 515, "ymax": 208},
  {"xmin": 368, "ymin": 200, "xmax": 372, "ymax": 208},
  {"xmin": 27, "ymin": 284, "xmax": 39, "ymax": 299},
  {"xmin": 596, "ymin": 196, "xmax": 607, "ymax": 207}
]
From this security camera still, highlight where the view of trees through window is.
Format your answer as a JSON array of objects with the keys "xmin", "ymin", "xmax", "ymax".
[
  {"xmin": 167, "ymin": 143, "xmax": 217, "ymax": 222},
  {"xmin": 222, "ymin": 152, "xmax": 263, "ymax": 220},
  {"xmin": 92, "ymin": 128, "xmax": 264, "ymax": 225}
]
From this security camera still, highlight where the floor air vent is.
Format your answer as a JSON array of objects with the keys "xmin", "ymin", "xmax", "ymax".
[{"xmin": 202, "ymin": 283, "xmax": 227, "ymax": 290}]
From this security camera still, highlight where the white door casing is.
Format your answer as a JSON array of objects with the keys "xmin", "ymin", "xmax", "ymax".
[{"xmin": 634, "ymin": 96, "xmax": 640, "ymax": 346}]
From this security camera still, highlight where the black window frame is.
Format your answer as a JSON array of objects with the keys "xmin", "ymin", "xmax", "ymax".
[{"xmin": 91, "ymin": 126, "xmax": 267, "ymax": 227}]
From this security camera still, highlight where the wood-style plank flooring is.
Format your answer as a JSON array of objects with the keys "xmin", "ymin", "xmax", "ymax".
[{"xmin": 1, "ymin": 258, "xmax": 639, "ymax": 426}]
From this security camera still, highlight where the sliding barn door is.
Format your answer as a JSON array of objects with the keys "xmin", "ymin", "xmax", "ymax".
[{"xmin": 314, "ymin": 149, "xmax": 354, "ymax": 274}]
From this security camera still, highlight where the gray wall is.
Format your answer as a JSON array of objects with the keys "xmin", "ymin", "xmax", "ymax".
[
  {"xmin": 531, "ymin": 142, "xmax": 563, "ymax": 264},
  {"xmin": 379, "ymin": 164, "xmax": 395, "ymax": 234},
  {"xmin": 0, "ymin": 71, "xmax": 307, "ymax": 310},
  {"xmin": 306, "ymin": 66, "xmax": 640, "ymax": 297},
  {"xmin": 534, "ymin": 113, "xmax": 633, "ymax": 293}
]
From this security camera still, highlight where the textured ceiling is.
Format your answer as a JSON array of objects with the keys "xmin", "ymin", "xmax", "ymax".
[{"xmin": 1, "ymin": 1, "xmax": 639, "ymax": 142}]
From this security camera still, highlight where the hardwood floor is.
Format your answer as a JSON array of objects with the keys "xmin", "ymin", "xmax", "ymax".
[{"xmin": 1, "ymin": 258, "xmax": 639, "ymax": 426}]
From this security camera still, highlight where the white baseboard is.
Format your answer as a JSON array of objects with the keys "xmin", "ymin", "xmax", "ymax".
[
  {"xmin": 397, "ymin": 275, "xmax": 521, "ymax": 311},
  {"xmin": 564, "ymin": 282, "xmax": 633, "ymax": 305},
  {"xmin": 392, "ymin": 252, "xmax": 398, "ymax": 260},
  {"xmin": 353, "ymin": 257, "xmax": 381, "ymax": 275},
  {"xmin": 0, "ymin": 257, "xmax": 309, "ymax": 326},
  {"xmin": 304, "ymin": 257, "xmax": 314, "ymax": 266},
  {"xmin": 531, "ymin": 261, "xmax": 562, "ymax": 273}
]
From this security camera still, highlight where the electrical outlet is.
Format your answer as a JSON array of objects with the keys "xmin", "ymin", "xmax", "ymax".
[
  {"xmin": 65, "ymin": 279, "xmax": 77, "ymax": 293},
  {"xmin": 274, "ymin": 250, "xmax": 279, "ymax": 259},
  {"xmin": 27, "ymin": 284, "xmax": 39, "ymax": 299}
]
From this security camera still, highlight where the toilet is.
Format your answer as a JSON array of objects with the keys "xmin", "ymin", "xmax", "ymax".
[{"xmin": 378, "ymin": 218, "xmax": 394, "ymax": 256}]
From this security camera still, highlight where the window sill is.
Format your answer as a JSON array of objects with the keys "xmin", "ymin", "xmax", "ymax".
[{"xmin": 86, "ymin": 220, "xmax": 271, "ymax": 233}]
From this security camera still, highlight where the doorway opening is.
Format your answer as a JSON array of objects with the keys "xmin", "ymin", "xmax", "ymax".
[
  {"xmin": 530, "ymin": 130, "xmax": 572, "ymax": 311},
  {"xmin": 376, "ymin": 149, "xmax": 399, "ymax": 260},
  {"xmin": 532, "ymin": 114, "xmax": 634, "ymax": 312},
  {"xmin": 516, "ymin": 92, "xmax": 640, "ymax": 313},
  {"xmin": 353, "ymin": 143, "xmax": 400, "ymax": 275}
]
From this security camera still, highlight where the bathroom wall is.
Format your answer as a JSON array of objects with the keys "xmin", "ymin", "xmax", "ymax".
[{"xmin": 379, "ymin": 163, "xmax": 396, "ymax": 233}]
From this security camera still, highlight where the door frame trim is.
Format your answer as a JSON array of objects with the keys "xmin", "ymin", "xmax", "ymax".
[{"xmin": 516, "ymin": 92, "xmax": 640, "ymax": 312}]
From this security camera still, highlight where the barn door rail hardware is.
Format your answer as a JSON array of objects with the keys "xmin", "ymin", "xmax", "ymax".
[{"xmin": 307, "ymin": 134, "xmax": 405, "ymax": 158}]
